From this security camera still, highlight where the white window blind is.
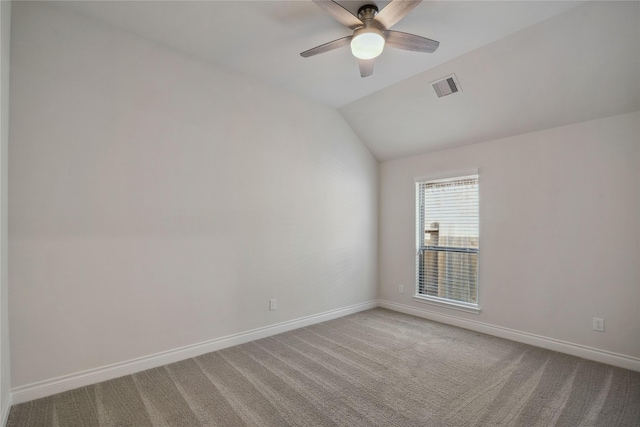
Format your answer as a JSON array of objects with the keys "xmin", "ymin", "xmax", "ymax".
[{"xmin": 416, "ymin": 174, "xmax": 479, "ymax": 307}]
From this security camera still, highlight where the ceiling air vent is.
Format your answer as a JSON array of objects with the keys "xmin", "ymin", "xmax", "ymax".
[{"xmin": 431, "ymin": 74, "xmax": 461, "ymax": 98}]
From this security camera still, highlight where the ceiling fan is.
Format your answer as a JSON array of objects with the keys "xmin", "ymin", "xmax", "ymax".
[{"xmin": 300, "ymin": 0, "xmax": 439, "ymax": 77}]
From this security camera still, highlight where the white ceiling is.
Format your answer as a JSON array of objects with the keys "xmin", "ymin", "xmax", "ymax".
[
  {"xmin": 341, "ymin": 0, "xmax": 640, "ymax": 159},
  {"xmin": 49, "ymin": 0, "xmax": 639, "ymax": 160}
]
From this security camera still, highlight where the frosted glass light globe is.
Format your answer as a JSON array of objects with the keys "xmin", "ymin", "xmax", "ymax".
[{"xmin": 350, "ymin": 29, "xmax": 385, "ymax": 60}]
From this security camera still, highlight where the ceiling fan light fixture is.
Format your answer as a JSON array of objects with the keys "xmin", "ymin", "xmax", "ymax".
[
  {"xmin": 301, "ymin": 0, "xmax": 439, "ymax": 77},
  {"xmin": 350, "ymin": 28, "xmax": 385, "ymax": 60}
]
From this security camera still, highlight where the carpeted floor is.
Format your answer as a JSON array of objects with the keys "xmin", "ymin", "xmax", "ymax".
[{"xmin": 7, "ymin": 308, "xmax": 640, "ymax": 426}]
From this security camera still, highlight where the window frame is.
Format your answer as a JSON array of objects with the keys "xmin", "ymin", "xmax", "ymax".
[{"xmin": 414, "ymin": 171, "xmax": 481, "ymax": 314}]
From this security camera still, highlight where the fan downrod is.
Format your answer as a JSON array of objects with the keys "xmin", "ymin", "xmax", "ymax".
[{"xmin": 357, "ymin": 4, "xmax": 379, "ymax": 21}]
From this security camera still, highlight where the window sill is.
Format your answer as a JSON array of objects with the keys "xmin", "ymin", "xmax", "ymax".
[{"xmin": 412, "ymin": 295, "xmax": 481, "ymax": 314}]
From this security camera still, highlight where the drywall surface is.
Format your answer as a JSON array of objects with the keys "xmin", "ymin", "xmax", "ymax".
[
  {"xmin": 1, "ymin": 0, "xmax": 12, "ymax": 417},
  {"xmin": 379, "ymin": 112, "xmax": 640, "ymax": 358},
  {"xmin": 9, "ymin": 2, "xmax": 377, "ymax": 387},
  {"xmin": 341, "ymin": 1, "xmax": 640, "ymax": 160}
]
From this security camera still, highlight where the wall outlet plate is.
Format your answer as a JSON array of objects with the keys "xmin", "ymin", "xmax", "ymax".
[
  {"xmin": 399, "ymin": 285, "xmax": 404, "ymax": 294},
  {"xmin": 593, "ymin": 317, "xmax": 604, "ymax": 332},
  {"xmin": 269, "ymin": 299, "xmax": 277, "ymax": 311}
]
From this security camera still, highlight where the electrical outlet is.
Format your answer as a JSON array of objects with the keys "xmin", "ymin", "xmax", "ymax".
[
  {"xmin": 593, "ymin": 317, "xmax": 604, "ymax": 332},
  {"xmin": 399, "ymin": 285, "xmax": 404, "ymax": 294},
  {"xmin": 270, "ymin": 299, "xmax": 277, "ymax": 311}
]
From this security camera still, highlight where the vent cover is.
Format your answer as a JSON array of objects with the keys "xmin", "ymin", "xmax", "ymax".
[{"xmin": 431, "ymin": 74, "xmax": 461, "ymax": 98}]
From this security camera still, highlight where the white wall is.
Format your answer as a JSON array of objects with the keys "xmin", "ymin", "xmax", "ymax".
[
  {"xmin": 379, "ymin": 112, "xmax": 640, "ymax": 359},
  {"xmin": 8, "ymin": 2, "xmax": 378, "ymax": 388},
  {"xmin": 0, "ymin": 0, "xmax": 12, "ymax": 420}
]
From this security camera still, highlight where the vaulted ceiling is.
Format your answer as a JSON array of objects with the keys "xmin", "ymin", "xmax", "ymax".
[{"xmin": 51, "ymin": 1, "xmax": 640, "ymax": 160}]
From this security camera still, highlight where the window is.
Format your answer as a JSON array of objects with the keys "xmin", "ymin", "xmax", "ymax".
[{"xmin": 415, "ymin": 173, "xmax": 479, "ymax": 311}]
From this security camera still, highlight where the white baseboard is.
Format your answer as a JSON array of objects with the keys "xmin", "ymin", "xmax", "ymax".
[
  {"xmin": 379, "ymin": 299, "xmax": 640, "ymax": 372},
  {"xmin": 11, "ymin": 300, "xmax": 378, "ymax": 405},
  {"xmin": 11, "ymin": 298, "xmax": 640, "ymax": 408},
  {"xmin": 1, "ymin": 394, "xmax": 10, "ymax": 427}
]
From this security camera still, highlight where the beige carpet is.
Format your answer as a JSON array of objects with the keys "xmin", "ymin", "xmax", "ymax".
[{"xmin": 7, "ymin": 308, "xmax": 640, "ymax": 426}]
